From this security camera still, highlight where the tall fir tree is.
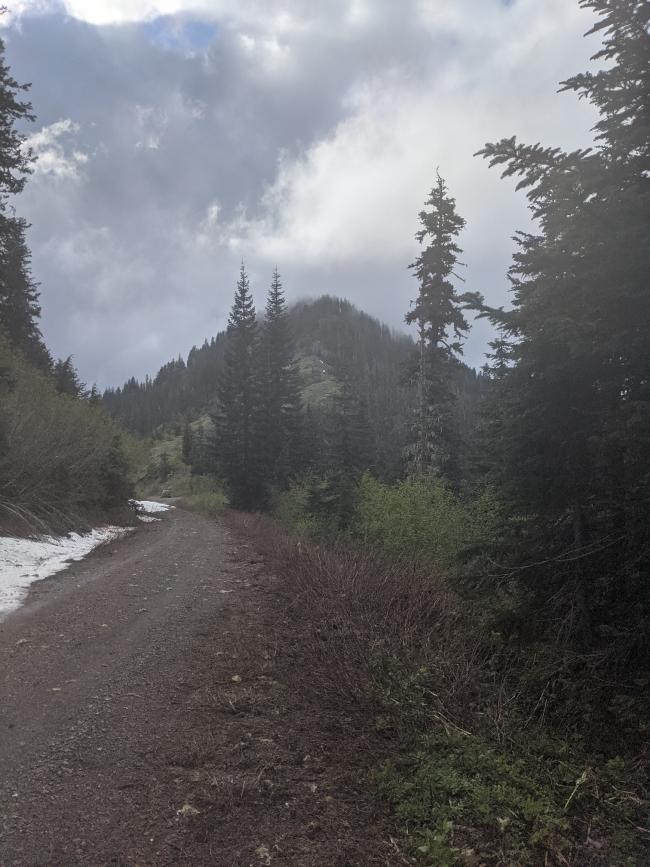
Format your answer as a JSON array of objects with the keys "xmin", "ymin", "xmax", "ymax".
[
  {"xmin": 213, "ymin": 264, "xmax": 265, "ymax": 510},
  {"xmin": 405, "ymin": 172, "xmax": 469, "ymax": 484},
  {"xmin": 0, "ymin": 216, "xmax": 49, "ymax": 368},
  {"xmin": 309, "ymin": 365, "xmax": 374, "ymax": 531},
  {"xmin": 0, "ymin": 34, "xmax": 49, "ymax": 368},
  {"xmin": 468, "ymin": 0, "xmax": 650, "ymax": 655},
  {"xmin": 258, "ymin": 268, "xmax": 303, "ymax": 490},
  {"xmin": 0, "ymin": 35, "xmax": 33, "ymax": 205},
  {"xmin": 53, "ymin": 356, "xmax": 85, "ymax": 397},
  {"xmin": 181, "ymin": 420, "xmax": 193, "ymax": 466}
]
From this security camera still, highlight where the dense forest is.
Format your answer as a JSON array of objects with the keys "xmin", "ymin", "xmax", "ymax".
[{"xmin": 103, "ymin": 293, "xmax": 485, "ymax": 486}]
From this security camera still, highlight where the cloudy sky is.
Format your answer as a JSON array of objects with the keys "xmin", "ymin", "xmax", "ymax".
[{"xmin": 4, "ymin": 0, "xmax": 599, "ymax": 387}]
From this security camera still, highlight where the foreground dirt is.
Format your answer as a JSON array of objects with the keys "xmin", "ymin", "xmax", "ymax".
[{"xmin": 0, "ymin": 506, "xmax": 406, "ymax": 866}]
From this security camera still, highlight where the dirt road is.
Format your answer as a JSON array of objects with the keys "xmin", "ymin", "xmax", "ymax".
[{"xmin": 0, "ymin": 507, "xmax": 403, "ymax": 866}]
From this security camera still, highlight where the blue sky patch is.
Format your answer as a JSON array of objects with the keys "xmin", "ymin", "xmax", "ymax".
[{"xmin": 143, "ymin": 16, "xmax": 217, "ymax": 53}]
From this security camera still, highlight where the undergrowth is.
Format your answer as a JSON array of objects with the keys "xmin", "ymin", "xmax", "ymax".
[
  {"xmin": 375, "ymin": 732, "xmax": 644, "ymax": 866},
  {"xmin": 221, "ymin": 511, "xmax": 648, "ymax": 867},
  {"xmin": 181, "ymin": 489, "xmax": 227, "ymax": 518}
]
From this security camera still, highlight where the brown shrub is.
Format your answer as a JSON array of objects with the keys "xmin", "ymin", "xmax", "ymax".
[{"xmin": 225, "ymin": 512, "xmax": 514, "ymax": 745}]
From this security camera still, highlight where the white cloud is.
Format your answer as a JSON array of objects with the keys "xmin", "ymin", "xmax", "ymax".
[
  {"xmin": 10, "ymin": 0, "xmax": 302, "ymax": 26},
  {"xmin": 24, "ymin": 119, "xmax": 89, "ymax": 180},
  {"xmin": 11, "ymin": 0, "xmax": 605, "ymax": 382},
  {"xmin": 220, "ymin": 0, "xmax": 598, "ymax": 271}
]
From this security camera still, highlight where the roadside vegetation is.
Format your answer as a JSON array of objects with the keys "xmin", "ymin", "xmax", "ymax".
[
  {"xmin": 0, "ymin": 334, "xmax": 138, "ymax": 533},
  {"xmin": 226, "ymin": 510, "xmax": 647, "ymax": 866},
  {"xmin": 0, "ymin": 33, "xmax": 136, "ymax": 536}
]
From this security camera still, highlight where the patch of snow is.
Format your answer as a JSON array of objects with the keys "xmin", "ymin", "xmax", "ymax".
[
  {"xmin": 131, "ymin": 499, "xmax": 174, "ymax": 514},
  {"xmin": 138, "ymin": 515, "xmax": 161, "ymax": 523},
  {"xmin": 0, "ymin": 527, "xmax": 133, "ymax": 616}
]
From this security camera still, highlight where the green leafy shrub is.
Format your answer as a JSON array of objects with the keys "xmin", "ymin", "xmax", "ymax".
[
  {"xmin": 0, "ymin": 336, "xmax": 136, "ymax": 532},
  {"xmin": 355, "ymin": 473, "xmax": 473, "ymax": 568},
  {"xmin": 374, "ymin": 731, "xmax": 644, "ymax": 866},
  {"xmin": 181, "ymin": 481, "xmax": 227, "ymax": 519},
  {"xmin": 272, "ymin": 474, "xmax": 330, "ymax": 537}
]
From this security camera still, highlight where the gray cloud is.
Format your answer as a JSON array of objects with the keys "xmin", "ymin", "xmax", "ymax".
[{"xmin": 5, "ymin": 0, "xmax": 598, "ymax": 387}]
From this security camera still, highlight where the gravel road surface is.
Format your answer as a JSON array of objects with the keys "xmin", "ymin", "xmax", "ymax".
[{"xmin": 0, "ymin": 507, "xmax": 403, "ymax": 866}]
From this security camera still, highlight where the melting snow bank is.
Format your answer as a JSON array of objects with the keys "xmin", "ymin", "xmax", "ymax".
[
  {"xmin": 131, "ymin": 500, "xmax": 174, "ymax": 514},
  {"xmin": 0, "ymin": 526, "xmax": 133, "ymax": 616}
]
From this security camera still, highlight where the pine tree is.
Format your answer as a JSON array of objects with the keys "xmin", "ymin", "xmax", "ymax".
[
  {"xmin": 181, "ymin": 420, "xmax": 193, "ymax": 465},
  {"xmin": 53, "ymin": 356, "xmax": 85, "ymax": 397},
  {"xmin": 258, "ymin": 268, "xmax": 303, "ymax": 490},
  {"xmin": 158, "ymin": 451, "xmax": 171, "ymax": 483},
  {"xmin": 0, "ymin": 35, "xmax": 50, "ymax": 369},
  {"xmin": 99, "ymin": 435, "xmax": 132, "ymax": 507},
  {"xmin": 405, "ymin": 172, "xmax": 469, "ymax": 484},
  {"xmin": 213, "ymin": 264, "xmax": 265, "ymax": 510},
  {"xmin": 0, "ymin": 216, "xmax": 49, "ymax": 368},
  {"xmin": 0, "ymin": 35, "xmax": 34, "ymax": 205},
  {"xmin": 469, "ymin": 0, "xmax": 650, "ymax": 653},
  {"xmin": 312, "ymin": 366, "xmax": 374, "ymax": 530},
  {"xmin": 188, "ymin": 426, "xmax": 210, "ymax": 475}
]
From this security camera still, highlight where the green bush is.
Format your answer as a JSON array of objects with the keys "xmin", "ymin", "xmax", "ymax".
[
  {"xmin": 271, "ymin": 475, "xmax": 320, "ymax": 536},
  {"xmin": 271, "ymin": 473, "xmax": 500, "ymax": 569},
  {"xmin": 355, "ymin": 473, "xmax": 473, "ymax": 569},
  {"xmin": 0, "ymin": 336, "xmax": 136, "ymax": 531},
  {"xmin": 374, "ymin": 730, "xmax": 644, "ymax": 866},
  {"xmin": 181, "ymin": 479, "xmax": 227, "ymax": 519}
]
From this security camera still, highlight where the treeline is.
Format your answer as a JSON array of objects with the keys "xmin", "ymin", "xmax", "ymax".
[
  {"xmin": 105, "ymin": 292, "xmax": 485, "ymax": 494},
  {"xmin": 104, "ymin": 294, "xmax": 485, "ymax": 481},
  {"xmin": 103, "ymin": 340, "xmax": 227, "ymax": 436},
  {"xmin": 0, "ymin": 33, "xmax": 134, "ymax": 533},
  {"xmin": 200, "ymin": 0, "xmax": 649, "ymax": 678}
]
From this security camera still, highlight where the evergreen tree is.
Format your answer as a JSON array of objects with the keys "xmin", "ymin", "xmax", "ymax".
[
  {"xmin": 0, "ymin": 216, "xmax": 49, "ymax": 368},
  {"xmin": 468, "ymin": 0, "xmax": 650, "ymax": 654},
  {"xmin": 87, "ymin": 384, "xmax": 102, "ymax": 405},
  {"xmin": 181, "ymin": 420, "xmax": 193, "ymax": 465},
  {"xmin": 53, "ymin": 356, "xmax": 85, "ymax": 397},
  {"xmin": 99, "ymin": 435, "xmax": 132, "ymax": 507},
  {"xmin": 188, "ymin": 425, "xmax": 212, "ymax": 476},
  {"xmin": 0, "ymin": 333, "xmax": 14, "ymax": 485},
  {"xmin": 0, "ymin": 35, "xmax": 50, "ymax": 369},
  {"xmin": 0, "ymin": 36, "xmax": 34, "ymax": 205},
  {"xmin": 213, "ymin": 264, "xmax": 265, "ymax": 510},
  {"xmin": 258, "ymin": 268, "xmax": 303, "ymax": 489},
  {"xmin": 330, "ymin": 369, "xmax": 374, "ymax": 481},
  {"xmin": 310, "ymin": 367, "xmax": 374, "ymax": 531},
  {"xmin": 158, "ymin": 450, "xmax": 171, "ymax": 483},
  {"xmin": 405, "ymin": 172, "xmax": 469, "ymax": 484}
]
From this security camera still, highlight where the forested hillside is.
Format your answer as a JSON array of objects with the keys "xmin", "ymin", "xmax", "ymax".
[{"xmin": 103, "ymin": 294, "xmax": 487, "ymax": 482}]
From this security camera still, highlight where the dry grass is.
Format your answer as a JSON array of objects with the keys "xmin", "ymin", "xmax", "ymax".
[{"xmin": 225, "ymin": 512, "xmax": 507, "ymax": 744}]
